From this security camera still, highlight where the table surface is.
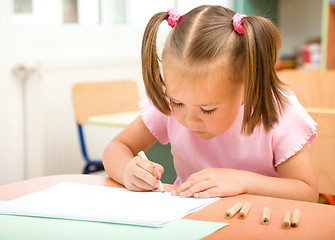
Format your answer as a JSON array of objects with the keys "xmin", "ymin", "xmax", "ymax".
[
  {"xmin": 1, "ymin": 174, "xmax": 335, "ymax": 240},
  {"xmin": 306, "ymin": 107, "xmax": 335, "ymax": 116},
  {"xmin": 88, "ymin": 111, "xmax": 140, "ymax": 127}
]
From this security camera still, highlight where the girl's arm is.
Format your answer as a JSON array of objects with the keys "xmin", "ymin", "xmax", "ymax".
[
  {"xmin": 248, "ymin": 144, "xmax": 318, "ymax": 201},
  {"xmin": 173, "ymin": 144, "xmax": 319, "ymax": 202},
  {"xmin": 102, "ymin": 116, "xmax": 163, "ymax": 191}
]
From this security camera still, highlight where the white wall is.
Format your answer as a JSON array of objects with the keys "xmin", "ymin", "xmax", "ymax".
[
  {"xmin": 278, "ymin": 0, "xmax": 323, "ymax": 57},
  {"xmin": 0, "ymin": 1, "xmax": 145, "ymax": 184}
]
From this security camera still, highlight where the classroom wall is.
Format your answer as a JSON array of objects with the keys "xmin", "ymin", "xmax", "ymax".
[
  {"xmin": 0, "ymin": 2, "xmax": 145, "ymax": 184},
  {"xmin": 0, "ymin": 36, "xmax": 144, "ymax": 184},
  {"xmin": 278, "ymin": 0, "xmax": 323, "ymax": 57}
]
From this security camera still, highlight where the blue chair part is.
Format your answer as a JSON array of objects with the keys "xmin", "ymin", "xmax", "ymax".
[{"xmin": 77, "ymin": 124, "xmax": 104, "ymax": 174}]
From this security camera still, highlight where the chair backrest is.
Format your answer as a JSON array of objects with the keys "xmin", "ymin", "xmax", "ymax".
[
  {"xmin": 72, "ymin": 80, "xmax": 140, "ymax": 126},
  {"xmin": 277, "ymin": 70, "xmax": 335, "ymax": 108}
]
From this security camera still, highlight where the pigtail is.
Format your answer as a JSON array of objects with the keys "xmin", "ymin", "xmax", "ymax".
[
  {"xmin": 141, "ymin": 12, "xmax": 171, "ymax": 114},
  {"xmin": 241, "ymin": 16, "xmax": 288, "ymax": 134}
]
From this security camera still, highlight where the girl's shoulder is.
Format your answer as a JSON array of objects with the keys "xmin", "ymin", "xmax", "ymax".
[
  {"xmin": 139, "ymin": 98, "xmax": 170, "ymax": 144},
  {"xmin": 139, "ymin": 98, "xmax": 172, "ymax": 123},
  {"xmin": 272, "ymin": 91, "xmax": 317, "ymax": 166}
]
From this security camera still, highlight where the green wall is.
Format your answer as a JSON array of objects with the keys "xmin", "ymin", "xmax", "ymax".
[
  {"xmin": 235, "ymin": 0, "xmax": 278, "ymax": 26},
  {"xmin": 146, "ymin": 142, "xmax": 176, "ymax": 184}
]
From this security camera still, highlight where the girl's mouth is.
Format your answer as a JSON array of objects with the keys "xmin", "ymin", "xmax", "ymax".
[{"xmin": 192, "ymin": 130, "xmax": 206, "ymax": 135}]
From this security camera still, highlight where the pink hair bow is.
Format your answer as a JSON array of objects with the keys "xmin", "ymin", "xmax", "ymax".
[
  {"xmin": 232, "ymin": 13, "xmax": 247, "ymax": 34},
  {"xmin": 167, "ymin": 8, "xmax": 181, "ymax": 28}
]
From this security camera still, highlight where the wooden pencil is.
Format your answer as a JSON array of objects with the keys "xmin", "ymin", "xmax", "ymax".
[
  {"xmin": 157, "ymin": 180, "xmax": 164, "ymax": 193},
  {"xmin": 138, "ymin": 151, "xmax": 164, "ymax": 193},
  {"xmin": 282, "ymin": 211, "xmax": 291, "ymax": 229},
  {"xmin": 261, "ymin": 206, "xmax": 271, "ymax": 225},
  {"xmin": 239, "ymin": 202, "xmax": 251, "ymax": 219},
  {"xmin": 291, "ymin": 208, "xmax": 300, "ymax": 227},
  {"xmin": 225, "ymin": 202, "xmax": 243, "ymax": 218}
]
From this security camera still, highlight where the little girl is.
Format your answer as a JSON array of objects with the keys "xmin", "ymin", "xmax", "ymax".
[{"xmin": 103, "ymin": 5, "xmax": 318, "ymax": 202}]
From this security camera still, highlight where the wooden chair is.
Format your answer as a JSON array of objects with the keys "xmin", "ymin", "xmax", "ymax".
[
  {"xmin": 72, "ymin": 80, "xmax": 140, "ymax": 174},
  {"xmin": 277, "ymin": 70, "xmax": 335, "ymax": 197}
]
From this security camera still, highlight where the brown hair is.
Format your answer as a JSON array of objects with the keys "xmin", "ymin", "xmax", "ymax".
[{"xmin": 141, "ymin": 5, "xmax": 287, "ymax": 135}]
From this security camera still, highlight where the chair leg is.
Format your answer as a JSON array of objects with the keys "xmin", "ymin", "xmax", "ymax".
[
  {"xmin": 78, "ymin": 124, "xmax": 105, "ymax": 174},
  {"xmin": 83, "ymin": 162, "xmax": 105, "ymax": 174}
]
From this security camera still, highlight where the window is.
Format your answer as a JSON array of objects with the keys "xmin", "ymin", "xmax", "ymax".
[
  {"xmin": 112, "ymin": 0, "xmax": 176, "ymax": 25},
  {"xmin": 13, "ymin": 0, "xmax": 33, "ymax": 14},
  {"xmin": 112, "ymin": 0, "xmax": 234, "ymax": 26},
  {"xmin": 11, "ymin": 0, "xmax": 234, "ymax": 26},
  {"xmin": 12, "ymin": 0, "xmax": 101, "ymax": 26}
]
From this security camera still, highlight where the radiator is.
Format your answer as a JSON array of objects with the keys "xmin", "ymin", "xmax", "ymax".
[{"xmin": 18, "ymin": 58, "xmax": 143, "ymax": 178}]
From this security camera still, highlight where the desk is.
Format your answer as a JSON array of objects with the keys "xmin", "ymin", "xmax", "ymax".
[
  {"xmin": 88, "ymin": 111, "xmax": 141, "ymax": 127},
  {"xmin": 88, "ymin": 112, "xmax": 177, "ymax": 184},
  {"xmin": 1, "ymin": 174, "xmax": 335, "ymax": 239}
]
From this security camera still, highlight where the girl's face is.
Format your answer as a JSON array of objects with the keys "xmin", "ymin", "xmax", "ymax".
[{"xmin": 164, "ymin": 61, "xmax": 244, "ymax": 140}]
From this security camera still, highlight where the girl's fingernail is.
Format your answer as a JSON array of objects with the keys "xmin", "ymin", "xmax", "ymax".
[
  {"xmin": 194, "ymin": 193, "xmax": 199, "ymax": 198},
  {"xmin": 171, "ymin": 190, "xmax": 176, "ymax": 196}
]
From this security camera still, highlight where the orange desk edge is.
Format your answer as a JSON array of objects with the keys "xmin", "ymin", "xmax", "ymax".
[{"xmin": 1, "ymin": 174, "xmax": 335, "ymax": 240}]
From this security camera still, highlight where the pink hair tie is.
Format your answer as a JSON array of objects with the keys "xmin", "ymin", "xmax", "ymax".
[
  {"xmin": 232, "ymin": 13, "xmax": 247, "ymax": 34},
  {"xmin": 167, "ymin": 8, "xmax": 181, "ymax": 28}
]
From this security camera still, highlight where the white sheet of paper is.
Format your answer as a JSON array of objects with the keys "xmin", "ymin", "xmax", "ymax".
[{"xmin": 0, "ymin": 182, "xmax": 220, "ymax": 227}]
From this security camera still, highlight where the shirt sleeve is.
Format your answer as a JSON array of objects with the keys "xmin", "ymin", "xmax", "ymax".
[
  {"xmin": 138, "ymin": 98, "xmax": 170, "ymax": 144},
  {"xmin": 272, "ymin": 93, "xmax": 317, "ymax": 167}
]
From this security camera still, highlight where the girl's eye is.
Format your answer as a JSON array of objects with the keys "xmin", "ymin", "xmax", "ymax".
[
  {"xmin": 171, "ymin": 100, "xmax": 183, "ymax": 107},
  {"xmin": 201, "ymin": 107, "xmax": 216, "ymax": 115}
]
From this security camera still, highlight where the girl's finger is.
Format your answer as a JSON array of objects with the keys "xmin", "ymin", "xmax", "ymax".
[
  {"xmin": 152, "ymin": 163, "xmax": 164, "ymax": 179},
  {"xmin": 133, "ymin": 167, "xmax": 158, "ymax": 188},
  {"xmin": 173, "ymin": 181, "xmax": 193, "ymax": 196},
  {"xmin": 136, "ymin": 157, "xmax": 156, "ymax": 175},
  {"xmin": 193, "ymin": 187, "xmax": 221, "ymax": 198},
  {"xmin": 179, "ymin": 180, "xmax": 213, "ymax": 198},
  {"xmin": 173, "ymin": 173, "xmax": 205, "ymax": 196},
  {"xmin": 132, "ymin": 176, "xmax": 156, "ymax": 190},
  {"xmin": 126, "ymin": 182, "xmax": 143, "ymax": 192}
]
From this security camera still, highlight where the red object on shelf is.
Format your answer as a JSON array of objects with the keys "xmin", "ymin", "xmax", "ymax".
[
  {"xmin": 300, "ymin": 42, "xmax": 321, "ymax": 70},
  {"xmin": 301, "ymin": 44, "xmax": 310, "ymax": 63}
]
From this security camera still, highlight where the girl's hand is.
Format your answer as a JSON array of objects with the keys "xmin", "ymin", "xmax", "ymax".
[
  {"xmin": 122, "ymin": 156, "xmax": 164, "ymax": 191},
  {"xmin": 172, "ymin": 168, "xmax": 248, "ymax": 198}
]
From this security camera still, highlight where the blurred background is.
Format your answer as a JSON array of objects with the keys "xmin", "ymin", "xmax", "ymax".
[{"xmin": 0, "ymin": 0, "xmax": 328, "ymax": 185}]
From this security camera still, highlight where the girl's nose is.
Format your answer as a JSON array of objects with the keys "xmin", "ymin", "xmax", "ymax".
[{"xmin": 184, "ymin": 108, "xmax": 201, "ymax": 128}]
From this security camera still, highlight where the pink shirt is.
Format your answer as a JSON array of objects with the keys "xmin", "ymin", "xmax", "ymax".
[{"xmin": 139, "ymin": 94, "xmax": 317, "ymax": 185}]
